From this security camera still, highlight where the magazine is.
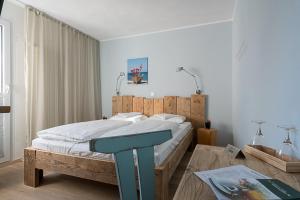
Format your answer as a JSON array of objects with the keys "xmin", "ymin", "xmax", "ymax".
[{"xmin": 195, "ymin": 165, "xmax": 300, "ymax": 200}]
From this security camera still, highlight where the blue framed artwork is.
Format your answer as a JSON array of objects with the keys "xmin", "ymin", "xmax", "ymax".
[{"xmin": 127, "ymin": 57, "xmax": 148, "ymax": 84}]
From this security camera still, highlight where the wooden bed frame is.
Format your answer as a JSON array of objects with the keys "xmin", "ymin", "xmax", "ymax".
[{"xmin": 24, "ymin": 94, "xmax": 206, "ymax": 200}]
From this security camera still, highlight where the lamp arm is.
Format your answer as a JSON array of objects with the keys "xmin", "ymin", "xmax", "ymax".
[
  {"xmin": 115, "ymin": 76, "xmax": 121, "ymax": 95},
  {"xmin": 182, "ymin": 69, "xmax": 195, "ymax": 77},
  {"xmin": 183, "ymin": 69, "xmax": 202, "ymax": 93},
  {"xmin": 193, "ymin": 76, "xmax": 201, "ymax": 92}
]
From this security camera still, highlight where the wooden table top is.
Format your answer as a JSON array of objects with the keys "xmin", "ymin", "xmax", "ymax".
[{"xmin": 173, "ymin": 145, "xmax": 300, "ymax": 200}]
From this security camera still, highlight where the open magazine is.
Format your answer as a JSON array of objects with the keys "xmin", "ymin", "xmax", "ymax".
[{"xmin": 195, "ymin": 165, "xmax": 300, "ymax": 200}]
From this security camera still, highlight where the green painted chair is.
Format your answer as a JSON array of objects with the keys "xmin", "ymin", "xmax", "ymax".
[{"xmin": 90, "ymin": 130, "xmax": 172, "ymax": 200}]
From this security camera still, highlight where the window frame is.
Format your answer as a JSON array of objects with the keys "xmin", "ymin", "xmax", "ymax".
[{"xmin": 0, "ymin": 18, "xmax": 11, "ymax": 163}]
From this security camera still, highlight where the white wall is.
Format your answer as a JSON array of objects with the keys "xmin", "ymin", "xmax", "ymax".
[
  {"xmin": 2, "ymin": 1, "xmax": 26, "ymax": 160},
  {"xmin": 232, "ymin": 0, "xmax": 300, "ymax": 156},
  {"xmin": 101, "ymin": 22, "xmax": 233, "ymax": 146}
]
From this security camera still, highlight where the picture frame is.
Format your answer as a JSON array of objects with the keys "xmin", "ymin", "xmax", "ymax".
[{"xmin": 127, "ymin": 57, "xmax": 148, "ymax": 84}]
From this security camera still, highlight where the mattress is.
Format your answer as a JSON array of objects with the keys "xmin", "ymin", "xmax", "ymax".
[{"xmin": 32, "ymin": 122, "xmax": 192, "ymax": 166}]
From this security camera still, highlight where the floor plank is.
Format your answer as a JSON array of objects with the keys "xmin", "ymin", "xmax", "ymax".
[{"xmin": 0, "ymin": 152, "xmax": 191, "ymax": 200}]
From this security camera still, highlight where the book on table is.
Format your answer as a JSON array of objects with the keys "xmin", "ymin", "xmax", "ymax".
[{"xmin": 194, "ymin": 165, "xmax": 300, "ymax": 200}]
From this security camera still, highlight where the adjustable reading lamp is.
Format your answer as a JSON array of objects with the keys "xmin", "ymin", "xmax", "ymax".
[
  {"xmin": 116, "ymin": 72, "xmax": 125, "ymax": 96},
  {"xmin": 176, "ymin": 67, "xmax": 202, "ymax": 94}
]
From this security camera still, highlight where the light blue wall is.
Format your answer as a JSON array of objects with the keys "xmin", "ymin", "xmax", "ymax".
[
  {"xmin": 232, "ymin": 0, "xmax": 300, "ymax": 156},
  {"xmin": 101, "ymin": 22, "xmax": 233, "ymax": 146}
]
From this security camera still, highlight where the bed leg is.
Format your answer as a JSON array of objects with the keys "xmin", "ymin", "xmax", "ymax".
[
  {"xmin": 38, "ymin": 169, "xmax": 44, "ymax": 183},
  {"xmin": 155, "ymin": 168, "xmax": 169, "ymax": 200},
  {"xmin": 24, "ymin": 148, "xmax": 42, "ymax": 187}
]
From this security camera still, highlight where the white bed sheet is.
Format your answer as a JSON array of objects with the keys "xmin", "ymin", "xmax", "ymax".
[
  {"xmin": 37, "ymin": 119, "xmax": 132, "ymax": 143},
  {"xmin": 32, "ymin": 122, "xmax": 192, "ymax": 166}
]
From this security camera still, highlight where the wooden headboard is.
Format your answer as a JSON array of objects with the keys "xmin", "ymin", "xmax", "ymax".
[{"xmin": 112, "ymin": 95, "xmax": 206, "ymax": 129}]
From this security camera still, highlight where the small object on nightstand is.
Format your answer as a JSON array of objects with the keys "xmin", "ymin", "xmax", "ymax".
[
  {"xmin": 197, "ymin": 128, "xmax": 217, "ymax": 145},
  {"xmin": 205, "ymin": 120, "xmax": 211, "ymax": 129},
  {"xmin": 224, "ymin": 144, "xmax": 245, "ymax": 159}
]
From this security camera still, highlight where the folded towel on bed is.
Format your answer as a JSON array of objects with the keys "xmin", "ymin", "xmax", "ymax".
[{"xmin": 37, "ymin": 120, "xmax": 132, "ymax": 143}]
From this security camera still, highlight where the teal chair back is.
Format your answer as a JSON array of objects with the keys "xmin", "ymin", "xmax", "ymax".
[{"xmin": 90, "ymin": 130, "xmax": 172, "ymax": 200}]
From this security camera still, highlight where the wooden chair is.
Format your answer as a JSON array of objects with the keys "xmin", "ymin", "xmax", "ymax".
[{"xmin": 90, "ymin": 130, "xmax": 172, "ymax": 200}]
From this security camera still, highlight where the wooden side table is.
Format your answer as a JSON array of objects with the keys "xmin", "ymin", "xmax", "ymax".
[
  {"xmin": 197, "ymin": 128, "xmax": 216, "ymax": 145},
  {"xmin": 0, "ymin": 106, "xmax": 10, "ymax": 113}
]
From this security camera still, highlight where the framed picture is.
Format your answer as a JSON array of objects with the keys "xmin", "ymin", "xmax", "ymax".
[{"xmin": 127, "ymin": 57, "xmax": 148, "ymax": 84}]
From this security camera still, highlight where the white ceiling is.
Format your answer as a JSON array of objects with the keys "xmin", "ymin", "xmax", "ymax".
[{"xmin": 16, "ymin": 0, "xmax": 235, "ymax": 41}]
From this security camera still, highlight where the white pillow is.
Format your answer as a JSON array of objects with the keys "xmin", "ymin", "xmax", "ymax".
[
  {"xmin": 125, "ymin": 115, "xmax": 148, "ymax": 123},
  {"xmin": 113, "ymin": 112, "xmax": 142, "ymax": 118},
  {"xmin": 150, "ymin": 113, "xmax": 186, "ymax": 123},
  {"xmin": 110, "ymin": 114, "xmax": 147, "ymax": 123},
  {"xmin": 150, "ymin": 113, "xmax": 178, "ymax": 120},
  {"xmin": 167, "ymin": 116, "xmax": 186, "ymax": 124}
]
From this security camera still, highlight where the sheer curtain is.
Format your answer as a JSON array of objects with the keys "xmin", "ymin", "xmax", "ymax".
[{"xmin": 25, "ymin": 7, "xmax": 101, "ymax": 145}]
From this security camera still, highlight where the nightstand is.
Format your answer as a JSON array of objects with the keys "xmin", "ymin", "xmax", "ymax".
[{"xmin": 197, "ymin": 128, "xmax": 217, "ymax": 145}]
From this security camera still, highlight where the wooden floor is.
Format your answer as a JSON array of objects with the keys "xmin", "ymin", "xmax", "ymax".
[{"xmin": 0, "ymin": 152, "xmax": 191, "ymax": 200}]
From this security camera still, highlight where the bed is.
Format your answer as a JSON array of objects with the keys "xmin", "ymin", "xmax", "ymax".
[{"xmin": 24, "ymin": 95, "xmax": 206, "ymax": 200}]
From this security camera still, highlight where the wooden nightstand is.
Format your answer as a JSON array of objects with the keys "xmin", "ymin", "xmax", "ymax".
[{"xmin": 197, "ymin": 128, "xmax": 217, "ymax": 145}]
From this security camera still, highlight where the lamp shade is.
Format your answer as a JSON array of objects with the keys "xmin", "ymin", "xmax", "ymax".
[{"xmin": 176, "ymin": 67, "xmax": 184, "ymax": 72}]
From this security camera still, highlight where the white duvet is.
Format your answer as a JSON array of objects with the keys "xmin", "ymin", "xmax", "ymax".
[
  {"xmin": 100, "ymin": 119, "xmax": 179, "ymax": 139},
  {"xmin": 32, "ymin": 122, "xmax": 192, "ymax": 165},
  {"xmin": 37, "ymin": 119, "xmax": 132, "ymax": 143}
]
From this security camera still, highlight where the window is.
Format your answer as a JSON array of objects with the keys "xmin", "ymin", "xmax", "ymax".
[{"xmin": 0, "ymin": 18, "xmax": 10, "ymax": 163}]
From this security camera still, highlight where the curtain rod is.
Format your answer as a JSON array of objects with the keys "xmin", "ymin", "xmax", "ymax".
[{"xmin": 27, "ymin": 6, "xmax": 99, "ymax": 42}]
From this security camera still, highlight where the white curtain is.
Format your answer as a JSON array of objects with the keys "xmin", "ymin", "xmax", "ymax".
[{"xmin": 25, "ymin": 7, "xmax": 101, "ymax": 145}]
